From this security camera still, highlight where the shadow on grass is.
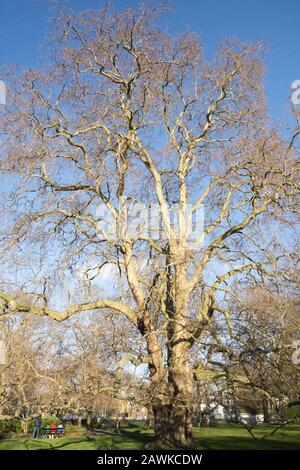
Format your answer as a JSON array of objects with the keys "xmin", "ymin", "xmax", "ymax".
[
  {"xmin": 194, "ymin": 426, "xmax": 300, "ymax": 450},
  {"xmin": 22, "ymin": 437, "xmax": 93, "ymax": 451},
  {"xmin": 1, "ymin": 425, "xmax": 299, "ymax": 451},
  {"xmin": 195, "ymin": 435, "xmax": 300, "ymax": 450},
  {"xmin": 23, "ymin": 430, "xmax": 153, "ymax": 451},
  {"xmin": 43, "ymin": 438, "xmax": 95, "ymax": 451},
  {"xmin": 94, "ymin": 429, "xmax": 153, "ymax": 450}
]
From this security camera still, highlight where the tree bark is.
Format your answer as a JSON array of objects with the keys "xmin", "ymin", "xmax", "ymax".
[
  {"xmin": 152, "ymin": 399, "xmax": 193, "ymax": 448},
  {"xmin": 151, "ymin": 357, "xmax": 194, "ymax": 448},
  {"xmin": 262, "ymin": 399, "xmax": 270, "ymax": 423},
  {"xmin": 146, "ymin": 254, "xmax": 194, "ymax": 448},
  {"xmin": 21, "ymin": 419, "xmax": 29, "ymax": 435},
  {"xmin": 147, "ymin": 326, "xmax": 194, "ymax": 448}
]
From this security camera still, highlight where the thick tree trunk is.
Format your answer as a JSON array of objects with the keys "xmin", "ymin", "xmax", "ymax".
[
  {"xmin": 152, "ymin": 400, "xmax": 193, "ymax": 449},
  {"xmin": 159, "ymin": 261, "xmax": 194, "ymax": 449},
  {"xmin": 149, "ymin": 332, "xmax": 194, "ymax": 448},
  {"xmin": 146, "ymin": 254, "xmax": 194, "ymax": 448}
]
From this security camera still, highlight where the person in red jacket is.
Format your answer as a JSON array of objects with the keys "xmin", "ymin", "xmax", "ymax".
[{"xmin": 50, "ymin": 423, "xmax": 57, "ymax": 438}]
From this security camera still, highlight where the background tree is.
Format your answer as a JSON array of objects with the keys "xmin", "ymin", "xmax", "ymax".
[
  {"xmin": 193, "ymin": 287, "xmax": 300, "ymax": 423},
  {"xmin": 0, "ymin": 311, "xmax": 140, "ymax": 433}
]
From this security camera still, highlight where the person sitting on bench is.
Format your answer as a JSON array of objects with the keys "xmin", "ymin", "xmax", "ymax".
[
  {"xmin": 50, "ymin": 423, "xmax": 57, "ymax": 438},
  {"xmin": 57, "ymin": 423, "xmax": 64, "ymax": 437},
  {"xmin": 44, "ymin": 424, "xmax": 51, "ymax": 438}
]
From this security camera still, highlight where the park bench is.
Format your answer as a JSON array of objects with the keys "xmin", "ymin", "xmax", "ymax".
[
  {"xmin": 43, "ymin": 427, "xmax": 64, "ymax": 438},
  {"xmin": 98, "ymin": 420, "xmax": 115, "ymax": 429}
]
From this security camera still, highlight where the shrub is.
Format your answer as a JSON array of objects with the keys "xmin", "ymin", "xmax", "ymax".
[
  {"xmin": 127, "ymin": 420, "xmax": 147, "ymax": 428},
  {"xmin": 0, "ymin": 419, "xmax": 24, "ymax": 435},
  {"xmin": 283, "ymin": 405, "xmax": 300, "ymax": 422},
  {"xmin": 40, "ymin": 416, "xmax": 60, "ymax": 427}
]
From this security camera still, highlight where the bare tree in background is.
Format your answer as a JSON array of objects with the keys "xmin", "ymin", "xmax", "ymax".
[
  {"xmin": 0, "ymin": 316, "xmax": 55, "ymax": 433},
  {"xmin": 0, "ymin": 312, "xmax": 136, "ymax": 432},
  {"xmin": 193, "ymin": 288, "xmax": 300, "ymax": 423},
  {"xmin": 0, "ymin": 4, "xmax": 299, "ymax": 447}
]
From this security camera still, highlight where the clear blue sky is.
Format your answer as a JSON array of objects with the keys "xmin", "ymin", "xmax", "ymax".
[{"xmin": 0, "ymin": 0, "xmax": 300, "ymax": 118}]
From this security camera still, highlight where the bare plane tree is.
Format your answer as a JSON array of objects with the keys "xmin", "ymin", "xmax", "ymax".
[{"xmin": 0, "ymin": 4, "xmax": 299, "ymax": 447}]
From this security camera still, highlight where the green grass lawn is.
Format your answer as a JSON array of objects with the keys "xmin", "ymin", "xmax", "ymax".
[
  {"xmin": 193, "ymin": 424, "xmax": 300, "ymax": 450},
  {"xmin": 0, "ymin": 425, "xmax": 299, "ymax": 450}
]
